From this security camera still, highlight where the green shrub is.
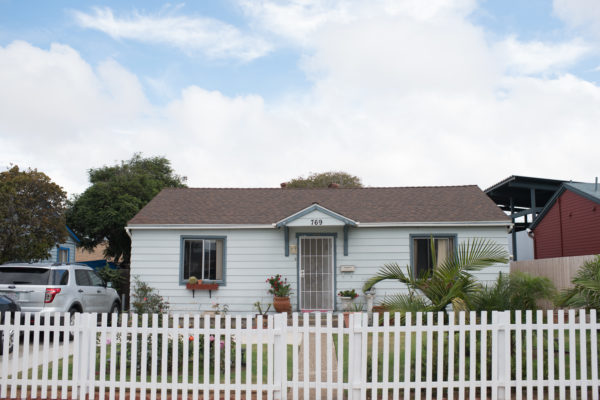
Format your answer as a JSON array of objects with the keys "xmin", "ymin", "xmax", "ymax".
[
  {"xmin": 96, "ymin": 264, "xmax": 126, "ymax": 294},
  {"xmin": 130, "ymin": 277, "xmax": 169, "ymax": 314},
  {"xmin": 557, "ymin": 255, "xmax": 600, "ymax": 309},
  {"xmin": 472, "ymin": 271, "xmax": 555, "ymax": 311}
]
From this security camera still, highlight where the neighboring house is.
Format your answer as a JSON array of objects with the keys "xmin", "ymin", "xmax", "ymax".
[
  {"xmin": 75, "ymin": 242, "xmax": 118, "ymax": 270},
  {"xmin": 530, "ymin": 182, "xmax": 600, "ymax": 259},
  {"xmin": 126, "ymin": 186, "xmax": 511, "ymax": 313},
  {"xmin": 43, "ymin": 226, "xmax": 80, "ymax": 264},
  {"xmin": 485, "ymin": 175, "xmax": 568, "ymax": 261}
]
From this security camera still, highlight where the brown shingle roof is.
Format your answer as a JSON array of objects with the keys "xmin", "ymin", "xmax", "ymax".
[{"xmin": 128, "ymin": 186, "xmax": 509, "ymax": 225}]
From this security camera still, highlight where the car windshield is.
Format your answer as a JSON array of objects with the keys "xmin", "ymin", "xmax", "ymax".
[{"xmin": 0, "ymin": 267, "xmax": 52, "ymax": 285}]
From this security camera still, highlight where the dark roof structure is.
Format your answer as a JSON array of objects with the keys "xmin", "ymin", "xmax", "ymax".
[
  {"xmin": 129, "ymin": 186, "xmax": 509, "ymax": 225},
  {"xmin": 484, "ymin": 175, "xmax": 575, "ymax": 261},
  {"xmin": 485, "ymin": 175, "xmax": 567, "ymax": 212},
  {"xmin": 529, "ymin": 181, "xmax": 600, "ymax": 230}
]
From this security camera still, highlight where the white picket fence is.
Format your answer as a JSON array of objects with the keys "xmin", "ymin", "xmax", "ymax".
[{"xmin": 1, "ymin": 310, "xmax": 599, "ymax": 399}]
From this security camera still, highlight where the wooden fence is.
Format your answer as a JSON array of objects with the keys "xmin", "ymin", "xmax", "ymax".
[
  {"xmin": 1, "ymin": 311, "xmax": 599, "ymax": 399},
  {"xmin": 511, "ymin": 254, "xmax": 598, "ymax": 291}
]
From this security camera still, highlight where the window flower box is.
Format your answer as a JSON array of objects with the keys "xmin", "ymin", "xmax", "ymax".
[{"xmin": 186, "ymin": 281, "xmax": 219, "ymax": 297}]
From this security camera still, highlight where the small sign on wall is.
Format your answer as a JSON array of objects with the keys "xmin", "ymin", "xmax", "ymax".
[
  {"xmin": 340, "ymin": 265, "xmax": 355, "ymax": 273},
  {"xmin": 289, "ymin": 244, "xmax": 298, "ymax": 254}
]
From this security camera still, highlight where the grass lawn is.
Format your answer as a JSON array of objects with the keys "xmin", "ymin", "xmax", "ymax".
[
  {"xmin": 333, "ymin": 328, "xmax": 600, "ymax": 383},
  {"xmin": 27, "ymin": 343, "xmax": 294, "ymax": 384}
]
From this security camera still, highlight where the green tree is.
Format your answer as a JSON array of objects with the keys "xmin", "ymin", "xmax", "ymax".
[
  {"xmin": 67, "ymin": 154, "xmax": 186, "ymax": 266},
  {"xmin": 363, "ymin": 239, "xmax": 508, "ymax": 313},
  {"xmin": 556, "ymin": 255, "xmax": 600, "ymax": 309},
  {"xmin": 285, "ymin": 171, "xmax": 363, "ymax": 188},
  {"xmin": 0, "ymin": 166, "xmax": 67, "ymax": 263}
]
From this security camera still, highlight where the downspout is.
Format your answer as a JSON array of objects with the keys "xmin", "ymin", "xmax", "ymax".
[
  {"xmin": 558, "ymin": 197, "xmax": 565, "ymax": 257},
  {"xmin": 124, "ymin": 226, "xmax": 132, "ymax": 239},
  {"xmin": 510, "ymin": 197, "xmax": 517, "ymax": 261}
]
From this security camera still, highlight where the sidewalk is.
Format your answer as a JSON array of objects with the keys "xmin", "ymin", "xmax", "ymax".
[{"xmin": 295, "ymin": 332, "xmax": 339, "ymax": 399}]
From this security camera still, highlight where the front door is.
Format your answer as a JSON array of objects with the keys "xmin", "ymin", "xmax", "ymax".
[{"xmin": 298, "ymin": 236, "xmax": 335, "ymax": 311}]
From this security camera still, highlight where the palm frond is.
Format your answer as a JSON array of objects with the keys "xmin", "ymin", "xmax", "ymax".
[
  {"xmin": 439, "ymin": 238, "xmax": 508, "ymax": 273},
  {"xmin": 364, "ymin": 238, "xmax": 508, "ymax": 312},
  {"xmin": 556, "ymin": 255, "xmax": 600, "ymax": 309},
  {"xmin": 362, "ymin": 262, "xmax": 413, "ymax": 292},
  {"xmin": 380, "ymin": 293, "xmax": 432, "ymax": 313}
]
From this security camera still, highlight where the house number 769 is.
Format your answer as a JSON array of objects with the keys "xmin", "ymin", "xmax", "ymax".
[{"xmin": 311, "ymin": 219, "xmax": 323, "ymax": 225}]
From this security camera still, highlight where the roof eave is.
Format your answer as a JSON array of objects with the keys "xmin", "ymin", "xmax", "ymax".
[
  {"xmin": 127, "ymin": 223, "xmax": 276, "ymax": 230},
  {"xmin": 358, "ymin": 220, "xmax": 511, "ymax": 228},
  {"xmin": 127, "ymin": 220, "xmax": 511, "ymax": 230}
]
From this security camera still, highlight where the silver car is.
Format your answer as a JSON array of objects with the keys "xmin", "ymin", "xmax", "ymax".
[{"xmin": 0, "ymin": 263, "xmax": 121, "ymax": 323}]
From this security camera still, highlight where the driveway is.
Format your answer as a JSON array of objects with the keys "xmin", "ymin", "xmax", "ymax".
[{"xmin": 4, "ymin": 336, "xmax": 74, "ymax": 377}]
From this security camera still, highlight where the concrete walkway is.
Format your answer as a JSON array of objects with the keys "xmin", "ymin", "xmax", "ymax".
[{"xmin": 295, "ymin": 333, "xmax": 340, "ymax": 399}]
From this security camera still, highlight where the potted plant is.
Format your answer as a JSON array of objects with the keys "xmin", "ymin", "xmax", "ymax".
[
  {"xmin": 253, "ymin": 301, "xmax": 272, "ymax": 328},
  {"xmin": 338, "ymin": 289, "xmax": 359, "ymax": 311},
  {"xmin": 266, "ymin": 274, "xmax": 292, "ymax": 313},
  {"xmin": 185, "ymin": 276, "xmax": 202, "ymax": 289}
]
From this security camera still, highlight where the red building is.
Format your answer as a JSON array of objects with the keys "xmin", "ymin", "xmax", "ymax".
[{"xmin": 531, "ymin": 182, "xmax": 600, "ymax": 259}]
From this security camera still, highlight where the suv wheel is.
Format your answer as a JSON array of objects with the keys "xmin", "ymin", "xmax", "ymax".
[
  {"xmin": 67, "ymin": 307, "xmax": 80, "ymax": 340},
  {"xmin": 108, "ymin": 302, "xmax": 121, "ymax": 326},
  {"xmin": 110, "ymin": 302, "xmax": 120, "ymax": 315}
]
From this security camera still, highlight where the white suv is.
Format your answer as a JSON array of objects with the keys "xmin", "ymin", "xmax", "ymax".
[{"xmin": 0, "ymin": 263, "xmax": 121, "ymax": 321}]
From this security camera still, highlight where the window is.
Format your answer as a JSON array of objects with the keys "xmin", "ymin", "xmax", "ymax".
[
  {"xmin": 412, "ymin": 236, "xmax": 455, "ymax": 278},
  {"xmin": 0, "ymin": 267, "xmax": 68, "ymax": 285},
  {"xmin": 58, "ymin": 248, "xmax": 69, "ymax": 263},
  {"xmin": 0, "ymin": 267, "xmax": 51, "ymax": 285},
  {"xmin": 75, "ymin": 269, "xmax": 91, "ymax": 286},
  {"xmin": 181, "ymin": 237, "xmax": 225, "ymax": 283},
  {"xmin": 52, "ymin": 269, "xmax": 69, "ymax": 285},
  {"xmin": 87, "ymin": 270, "xmax": 105, "ymax": 287}
]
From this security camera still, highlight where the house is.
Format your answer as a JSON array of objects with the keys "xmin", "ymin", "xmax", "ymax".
[
  {"xmin": 41, "ymin": 226, "xmax": 80, "ymax": 264},
  {"xmin": 530, "ymin": 181, "xmax": 600, "ymax": 259},
  {"xmin": 484, "ymin": 175, "xmax": 568, "ymax": 261},
  {"xmin": 126, "ymin": 185, "xmax": 511, "ymax": 313},
  {"xmin": 75, "ymin": 242, "xmax": 119, "ymax": 270}
]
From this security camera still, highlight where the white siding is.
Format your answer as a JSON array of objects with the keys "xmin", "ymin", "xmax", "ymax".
[
  {"xmin": 507, "ymin": 230, "xmax": 535, "ymax": 261},
  {"xmin": 129, "ymin": 225, "xmax": 509, "ymax": 313}
]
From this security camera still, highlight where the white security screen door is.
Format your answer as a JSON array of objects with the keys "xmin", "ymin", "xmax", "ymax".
[{"xmin": 299, "ymin": 236, "xmax": 335, "ymax": 311}]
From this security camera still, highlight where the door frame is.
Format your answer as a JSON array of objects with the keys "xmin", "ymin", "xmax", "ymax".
[{"xmin": 295, "ymin": 233, "xmax": 337, "ymax": 312}]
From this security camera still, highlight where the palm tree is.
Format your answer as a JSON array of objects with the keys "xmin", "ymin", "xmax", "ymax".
[
  {"xmin": 362, "ymin": 238, "xmax": 508, "ymax": 313},
  {"xmin": 556, "ymin": 255, "xmax": 600, "ymax": 309}
]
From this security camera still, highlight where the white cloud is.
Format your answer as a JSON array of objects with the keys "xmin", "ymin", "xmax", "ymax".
[
  {"xmin": 2, "ymin": 1, "xmax": 600, "ymax": 196},
  {"xmin": 239, "ymin": 0, "xmax": 478, "ymax": 44},
  {"xmin": 553, "ymin": 0, "xmax": 600, "ymax": 35},
  {"xmin": 72, "ymin": 7, "xmax": 271, "ymax": 61},
  {"xmin": 0, "ymin": 40, "xmax": 151, "ymax": 193},
  {"xmin": 495, "ymin": 36, "xmax": 590, "ymax": 74}
]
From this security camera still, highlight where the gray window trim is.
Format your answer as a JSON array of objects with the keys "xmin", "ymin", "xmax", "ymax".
[
  {"xmin": 179, "ymin": 235, "xmax": 227, "ymax": 286},
  {"xmin": 409, "ymin": 234, "xmax": 458, "ymax": 277}
]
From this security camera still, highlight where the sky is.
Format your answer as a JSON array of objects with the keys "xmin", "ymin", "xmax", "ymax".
[{"xmin": 1, "ymin": 0, "xmax": 599, "ymax": 197}]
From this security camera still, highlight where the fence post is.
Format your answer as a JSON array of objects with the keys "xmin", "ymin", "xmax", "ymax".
[
  {"xmin": 273, "ymin": 313, "xmax": 286, "ymax": 400},
  {"xmin": 493, "ymin": 311, "xmax": 510, "ymax": 400},
  {"xmin": 351, "ymin": 313, "xmax": 364, "ymax": 400},
  {"xmin": 77, "ymin": 313, "xmax": 92, "ymax": 399}
]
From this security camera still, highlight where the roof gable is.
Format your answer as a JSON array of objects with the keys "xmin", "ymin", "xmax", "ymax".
[
  {"xmin": 275, "ymin": 204, "xmax": 358, "ymax": 228},
  {"xmin": 66, "ymin": 226, "xmax": 80, "ymax": 243},
  {"xmin": 530, "ymin": 182, "xmax": 600, "ymax": 230},
  {"xmin": 128, "ymin": 185, "xmax": 510, "ymax": 226}
]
